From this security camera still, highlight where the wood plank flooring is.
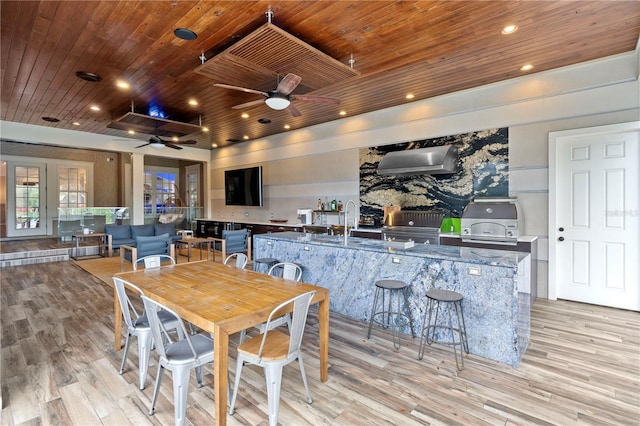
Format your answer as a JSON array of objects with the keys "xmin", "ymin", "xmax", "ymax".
[{"xmin": 2, "ymin": 260, "xmax": 639, "ymax": 425}]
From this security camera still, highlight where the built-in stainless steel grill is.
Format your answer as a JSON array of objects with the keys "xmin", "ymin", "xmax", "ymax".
[
  {"xmin": 382, "ymin": 210, "xmax": 445, "ymax": 244},
  {"xmin": 461, "ymin": 197, "xmax": 523, "ymax": 245}
]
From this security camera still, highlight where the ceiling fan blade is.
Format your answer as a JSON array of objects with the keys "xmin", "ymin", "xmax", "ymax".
[
  {"xmin": 178, "ymin": 139, "xmax": 197, "ymax": 145},
  {"xmin": 286, "ymin": 103, "xmax": 302, "ymax": 117},
  {"xmin": 292, "ymin": 94, "xmax": 341, "ymax": 105},
  {"xmin": 214, "ymin": 83, "xmax": 267, "ymax": 97},
  {"xmin": 164, "ymin": 143, "xmax": 183, "ymax": 150},
  {"xmin": 232, "ymin": 99, "xmax": 266, "ymax": 110},
  {"xmin": 135, "ymin": 142, "xmax": 151, "ymax": 148},
  {"xmin": 276, "ymin": 73, "xmax": 302, "ymax": 95}
]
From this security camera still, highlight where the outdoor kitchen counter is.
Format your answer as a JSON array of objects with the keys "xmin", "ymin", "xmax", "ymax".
[{"xmin": 254, "ymin": 231, "xmax": 530, "ymax": 367}]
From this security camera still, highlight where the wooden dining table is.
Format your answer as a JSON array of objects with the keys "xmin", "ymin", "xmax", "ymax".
[{"xmin": 113, "ymin": 260, "xmax": 329, "ymax": 426}]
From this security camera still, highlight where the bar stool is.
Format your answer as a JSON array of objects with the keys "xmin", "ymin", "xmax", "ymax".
[
  {"xmin": 367, "ymin": 280, "xmax": 415, "ymax": 349},
  {"xmin": 418, "ymin": 288, "xmax": 469, "ymax": 370},
  {"xmin": 253, "ymin": 257, "xmax": 278, "ymax": 273}
]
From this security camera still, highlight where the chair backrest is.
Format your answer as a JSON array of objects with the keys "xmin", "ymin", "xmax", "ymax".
[
  {"xmin": 222, "ymin": 229, "xmax": 249, "ymax": 253},
  {"xmin": 133, "ymin": 254, "xmax": 176, "ymax": 271},
  {"xmin": 112, "ymin": 277, "xmax": 144, "ymax": 331},
  {"xmin": 258, "ymin": 291, "xmax": 316, "ymax": 358},
  {"xmin": 140, "ymin": 295, "xmax": 197, "ymax": 361},
  {"xmin": 135, "ymin": 233, "xmax": 173, "ymax": 258},
  {"xmin": 268, "ymin": 262, "xmax": 303, "ymax": 282},
  {"xmin": 224, "ymin": 252, "xmax": 248, "ymax": 269}
]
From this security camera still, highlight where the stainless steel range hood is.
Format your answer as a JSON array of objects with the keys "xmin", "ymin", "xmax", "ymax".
[{"xmin": 377, "ymin": 145, "xmax": 458, "ymax": 176}]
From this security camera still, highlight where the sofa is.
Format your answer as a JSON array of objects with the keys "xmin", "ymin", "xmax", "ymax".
[{"xmin": 105, "ymin": 223, "xmax": 183, "ymax": 256}]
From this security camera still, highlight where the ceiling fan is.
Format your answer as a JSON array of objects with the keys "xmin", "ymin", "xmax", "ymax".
[
  {"xmin": 135, "ymin": 135, "xmax": 197, "ymax": 150},
  {"xmin": 214, "ymin": 73, "xmax": 340, "ymax": 117}
]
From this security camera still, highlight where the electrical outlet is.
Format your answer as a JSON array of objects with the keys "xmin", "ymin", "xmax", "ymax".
[{"xmin": 468, "ymin": 267, "xmax": 481, "ymax": 276}]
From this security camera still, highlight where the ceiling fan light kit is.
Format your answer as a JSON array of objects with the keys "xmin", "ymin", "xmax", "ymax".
[{"xmin": 264, "ymin": 94, "xmax": 290, "ymax": 110}]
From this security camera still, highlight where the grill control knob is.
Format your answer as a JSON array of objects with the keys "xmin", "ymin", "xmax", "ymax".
[
  {"xmin": 408, "ymin": 220, "xmax": 414, "ymax": 226},
  {"xmin": 558, "ymin": 227, "xmax": 564, "ymax": 232},
  {"xmin": 558, "ymin": 236, "xmax": 565, "ymax": 242}
]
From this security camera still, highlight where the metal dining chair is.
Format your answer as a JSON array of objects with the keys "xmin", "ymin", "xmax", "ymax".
[
  {"xmin": 229, "ymin": 290, "xmax": 316, "ymax": 426},
  {"xmin": 239, "ymin": 262, "xmax": 302, "ymax": 343},
  {"xmin": 132, "ymin": 254, "xmax": 176, "ymax": 270},
  {"xmin": 141, "ymin": 295, "xmax": 220, "ymax": 426},
  {"xmin": 112, "ymin": 277, "xmax": 183, "ymax": 390},
  {"xmin": 224, "ymin": 252, "xmax": 248, "ymax": 269}
]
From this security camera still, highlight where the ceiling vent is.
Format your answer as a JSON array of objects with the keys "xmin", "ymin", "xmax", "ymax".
[
  {"xmin": 107, "ymin": 112, "xmax": 202, "ymax": 138},
  {"xmin": 377, "ymin": 145, "xmax": 459, "ymax": 176},
  {"xmin": 194, "ymin": 23, "xmax": 359, "ymax": 91}
]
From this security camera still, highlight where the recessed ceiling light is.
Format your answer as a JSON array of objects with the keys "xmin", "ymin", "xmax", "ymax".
[
  {"xmin": 90, "ymin": 105, "xmax": 100, "ymax": 111},
  {"xmin": 243, "ymin": 135, "xmax": 249, "ymax": 140},
  {"xmin": 75, "ymin": 71, "xmax": 102, "ymax": 82},
  {"xmin": 41, "ymin": 116, "xmax": 60, "ymax": 122},
  {"xmin": 72, "ymin": 122, "xmax": 81, "ymax": 126},
  {"xmin": 116, "ymin": 80, "xmax": 130, "ymax": 89},
  {"xmin": 405, "ymin": 93, "xmax": 415, "ymax": 100},
  {"xmin": 202, "ymin": 127, "xmax": 209, "ymax": 132},
  {"xmin": 520, "ymin": 64, "xmax": 534, "ymax": 71},
  {"xmin": 241, "ymin": 113, "xmax": 249, "ymax": 119},
  {"xmin": 284, "ymin": 124, "xmax": 291, "ymax": 130},
  {"xmin": 128, "ymin": 130, "xmax": 135, "ymax": 135},
  {"xmin": 172, "ymin": 136, "xmax": 179, "ymax": 142},
  {"xmin": 339, "ymin": 110, "xmax": 347, "ymax": 116},
  {"xmin": 174, "ymin": 28, "xmax": 197, "ymax": 40},
  {"xmin": 501, "ymin": 24, "xmax": 518, "ymax": 35},
  {"xmin": 188, "ymin": 99, "xmax": 198, "ymax": 106},
  {"xmin": 211, "ymin": 143, "xmax": 218, "ymax": 148}
]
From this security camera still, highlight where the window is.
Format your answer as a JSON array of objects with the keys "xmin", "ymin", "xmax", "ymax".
[
  {"xmin": 144, "ymin": 168, "xmax": 179, "ymax": 215},
  {"xmin": 58, "ymin": 167, "xmax": 87, "ymax": 208}
]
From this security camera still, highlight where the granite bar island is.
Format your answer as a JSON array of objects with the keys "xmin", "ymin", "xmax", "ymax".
[{"xmin": 254, "ymin": 231, "xmax": 531, "ymax": 367}]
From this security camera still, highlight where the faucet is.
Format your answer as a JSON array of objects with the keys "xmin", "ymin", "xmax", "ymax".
[{"xmin": 344, "ymin": 199, "xmax": 358, "ymax": 245}]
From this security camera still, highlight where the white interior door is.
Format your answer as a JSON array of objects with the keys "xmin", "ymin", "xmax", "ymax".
[{"xmin": 550, "ymin": 123, "xmax": 639, "ymax": 311}]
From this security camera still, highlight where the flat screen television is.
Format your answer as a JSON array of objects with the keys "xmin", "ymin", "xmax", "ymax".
[{"xmin": 224, "ymin": 166, "xmax": 263, "ymax": 206}]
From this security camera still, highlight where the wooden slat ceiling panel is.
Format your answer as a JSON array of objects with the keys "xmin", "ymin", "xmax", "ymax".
[{"xmin": 0, "ymin": 1, "xmax": 638, "ymax": 149}]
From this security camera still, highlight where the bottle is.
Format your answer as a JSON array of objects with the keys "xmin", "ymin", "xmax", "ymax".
[
  {"xmin": 331, "ymin": 198, "xmax": 337, "ymax": 211},
  {"xmin": 324, "ymin": 197, "xmax": 329, "ymax": 211},
  {"xmin": 337, "ymin": 200, "xmax": 343, "ymax": 211},
  {"xmin": 317, "ymin": 198, "xmax": 322, "ymax": 210}
]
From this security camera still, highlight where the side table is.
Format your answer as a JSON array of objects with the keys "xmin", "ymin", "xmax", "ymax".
[
  {"xmin": 177, "ymin": 237, "xmax": 212, "ymax": 262},
  {"xmin": 71, "ymin": 232, "xmax": 109, "ymax": 260}
]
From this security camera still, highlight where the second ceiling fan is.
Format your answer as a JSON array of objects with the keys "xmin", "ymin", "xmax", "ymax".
[
  {"xmin": 136, "ymin": 135, "xmax": 196, "ymax": 150},
  {"xmin": 214, "ymin": 73, "xmax": 340, "ymax": 117}
]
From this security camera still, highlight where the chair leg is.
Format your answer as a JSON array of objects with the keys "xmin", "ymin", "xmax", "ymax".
[
  {"xmin": 229, "ymin": 358, "xmax": 245, "ymax": 415},
  {"xmin": 195, "ymin": 365, "xmax": 204, "ymax": 387},
  {"xmin": 119, "ymin": 333, "xmax": 133, "ymax": 374},
  {"xmin": 149, "ymin": 365, "xmax": 164, "ymax": 415},
  {"xmin": 264, "ymin": 363, "xmax": 285, "ymax": 426},
  {"xmin": 172, "ymin": 367, "xmax": 191, "ymax": 426},
  {"xmin": 137, "ymin": 331, "xmax": 153, "ymax": 390},
  {"xmin": 239, "ymin": 329, "xmax": 247, "ymax": 344},
  {"xmin": 297, "ymin": 353, "xmax": 313, "ymax": 404}
]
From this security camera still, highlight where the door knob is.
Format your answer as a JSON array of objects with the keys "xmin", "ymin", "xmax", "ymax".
[
  {"xmin": 558, "ymin": 236, "xmax": 565, "ymax": 241},
  {"xmin": 558, "ymin": 227, "xmax": 564, "ymax": 232}
]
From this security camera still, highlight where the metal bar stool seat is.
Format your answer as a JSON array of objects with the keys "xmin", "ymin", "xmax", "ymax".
[
  {"xmin": 418, "ymin": 288, "xmax": 469, "ymax": 370},
  {"xmin": 367, "ymin": 279, "xmax": 415, "ymax": 349},
  {"xmin": 253, "ymin": 257, "xmax": 278, "ymax": 273}
]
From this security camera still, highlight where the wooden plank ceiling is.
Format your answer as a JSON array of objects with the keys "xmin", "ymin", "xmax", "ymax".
[{"xmin": 1, "ymin": 1, "xmax": 638, "ymax": 150}]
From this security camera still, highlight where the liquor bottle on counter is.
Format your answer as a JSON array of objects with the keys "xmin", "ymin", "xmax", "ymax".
[
  {"xmin": 337, "ymin": 200, "xmax": 343, "ymax": 211},
  {"xmin": 317, "ymin": 198, "xmax": 323, "ymax": 210},
  {"xmin": 330, "ymin": 198, "xmax": 337, "ymax": 211}
]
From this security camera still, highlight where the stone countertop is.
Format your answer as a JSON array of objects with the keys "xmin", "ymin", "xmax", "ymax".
[
  {"xmin": 258, "ymin": 231, "xmax": 528, "ymax": 268},
  {"xmin": 194, "ymin": 218, "xmax": 303, "ymax": 227}
]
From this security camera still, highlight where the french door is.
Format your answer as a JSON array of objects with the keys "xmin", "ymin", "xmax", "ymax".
[{"xmin": 6, "ymin": 162, "xmax": 47, "ymax": 237}]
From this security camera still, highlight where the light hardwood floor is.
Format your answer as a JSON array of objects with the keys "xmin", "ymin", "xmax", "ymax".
[{"xmin": 1, "ymin": 260, "xmax": 639, "ymax": 425}]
